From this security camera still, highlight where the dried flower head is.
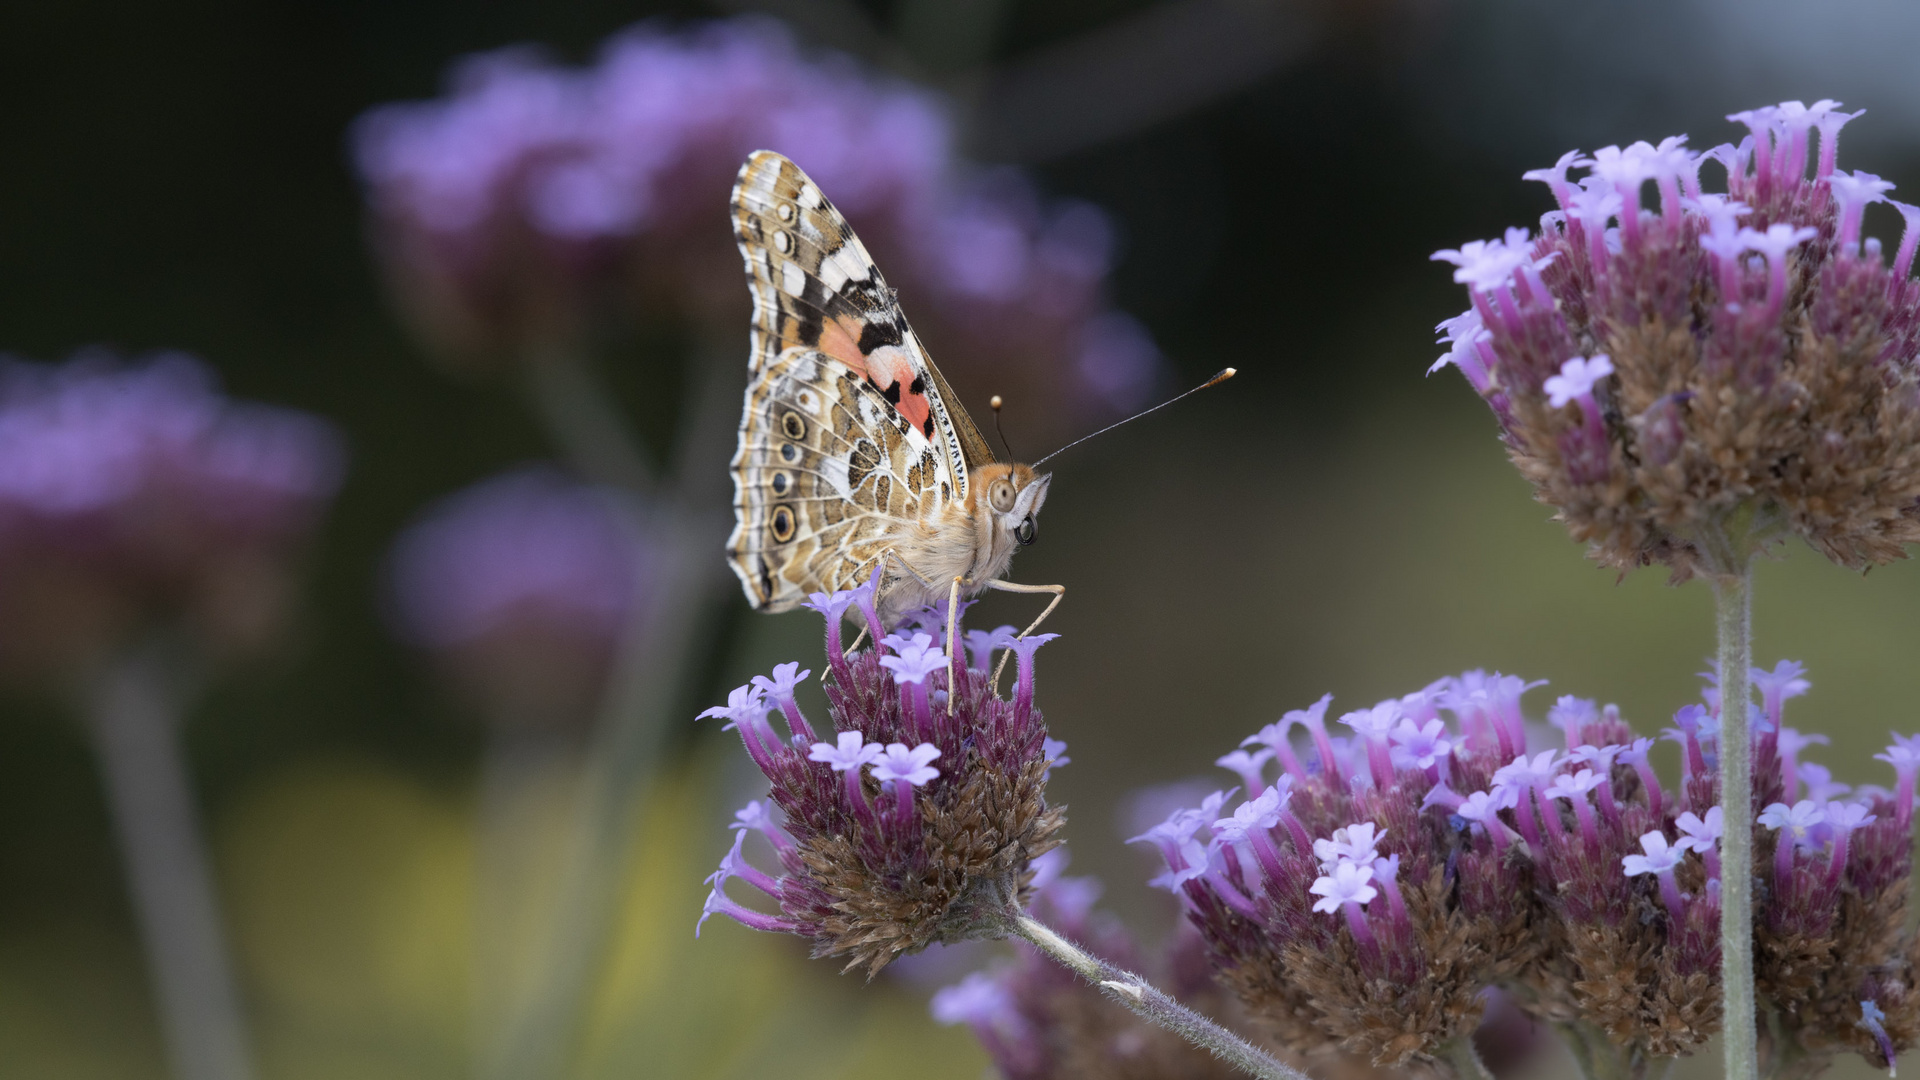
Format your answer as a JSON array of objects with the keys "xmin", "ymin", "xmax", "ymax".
[
  {"xmin": 385, "ymin": 466, "xmax": 645, "ymax": 727},
  {"xmin": 698, "ymin": 583, "xmax": 1064, "ymax": 975},
  {"xmin": 1137, "ymin": 662, "xmax": 1919, "ymax": 1076},
  {"xmin": 1432, "ymin": 100, "xmax": 1920, "ymax": 578},
  {"xmin": 0, "ymin": 351, "xmax": 342, "ymax": 677}
]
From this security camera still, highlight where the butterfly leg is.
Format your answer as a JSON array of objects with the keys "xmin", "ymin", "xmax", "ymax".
[
  {"xmin": 945, "ymin": 576, "xmax": 964, "ymax": 715},
  {"xmin": 983, "ymin": 580, "xmax": 1066, "ymax": 688}
]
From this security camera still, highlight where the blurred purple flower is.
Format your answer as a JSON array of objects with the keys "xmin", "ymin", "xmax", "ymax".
[
  {"xmin": 0, "ymin": 351, "xmax": 343, "ymax": 674},
  {"xmin": 386, "ymin": 466, "xmax": 643, "ymax": 725},
  {"xmin": 353, "ymin": 17, "xmax": 1164, "ymax": 430}
]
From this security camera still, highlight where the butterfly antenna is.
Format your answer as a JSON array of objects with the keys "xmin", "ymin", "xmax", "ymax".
[
  {"xmin": 1030, "ymin": 368, "xmax": 1236, "ymax": 468},
  {"xmin": 989, "ymin": 394, "xmax": 1016, "ymax": 461}
]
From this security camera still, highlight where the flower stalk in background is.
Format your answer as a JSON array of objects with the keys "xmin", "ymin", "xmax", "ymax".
[
  {"xmin": 1134, "ymin": 666, "xmax": 1916, "ymax": 1080},
  {"xmin": 701, "ymin": 584, "xmax": 1305, "ymax": 1080},
  {"xmin": 0, "ymin": 351, "xmax": 343, "ymax": 1080},
  {"xmin": 384, "ymin": 466, "xmax": 651, "ymax": 1073},
  {"xmin": 1431, "ymin": 99, "xmax": 1920, "ymax": 1080}
]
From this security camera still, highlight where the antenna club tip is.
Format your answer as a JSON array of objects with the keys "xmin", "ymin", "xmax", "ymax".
[
  {"xmin": 990, "ymin": 395, "xmax": 1004, "ymax": 410},
  {"xmin": 1208, "ymin": 367, "xmax": 1237, "ymax": 387}
]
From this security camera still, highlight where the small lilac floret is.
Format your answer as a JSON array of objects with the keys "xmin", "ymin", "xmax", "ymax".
[
  {"xmin": 1775, "ymin": 726, "xmax": 1829, "ymax": 796},
  {"xmin": 1389, "ymin": 717, "xmax": 1455, "ymax": 774},
  {"xmin": 809, "ymin": 731, "xmax": 883, "ymax": 772},
  {"xmin": 1813, "ymin": 105, "xmax": 1864, "ymax": 178},
  {"xmin": 752, "ymin": 661, "xmax": 811, "ymax": 701},
  {"xmin": 1675, "ymin": 806, "xmax": 1723, "ymax": 879},
  {"xmin": 878, "ymin": 632, "xmax": 946, "ymax": 684},
  {"xmin": 1522, "ymin": 150, "xmax": 1591, "ymax": 212},
  {"xmin": 870, "ymin": 742, "xmax": 941, "ymax": 786},
  {"xmin": 1216, "ymin": 747, "xmax": 1274, "ymax": 796},
  {"xmin": 1890, "ymin": 200, "xmax": 1920, "ymax": 282},
  {"xmin": 1430, "ymin": 309, "xmax": 1494, "ymax": 388},
  {"xmin": 1751, "ymin": 660, "xmax": 1810, "ymax": 724},
  {"xmin": 1740, "ymin": 223, "xmax": 1819, "ymax": 315},
  {"xmin": 733, "ymin": 791, "xmax": 794, "ymax": 849},
  {"xmin": 930, "ymin": 971, "xmax": 1017, "ymax": 1029},
  {"xmin": 1213, "ymin": 786, "xmax": 1288, "ymax": 843},
  {"xmin": 1041, "ymin": 737, "xmax": 1070, "ymax": 778},
  {"xmin": 1241, "ymin": 717, "xmax": 1307, "ymax": 781},
  {"xmin": 1545, "ymin": 767, "xmax": 1604, "ymax": 799},
  {"xmin": 1622, "ymin": 830, "xmax": 1688, "ymax": 921},
  {"xmin": 1761, "ymin": 799, "xmax": 1829, "ymax": 887},
  {"xmin": 1457, "ymin": 788, "xmax": 1518, "ymax": 854},
  {"xmin": 1544, "ymin": 355, "xmax": 1615, "ymax": 409},
  {"xmin": 1825, "ymin": 800, "xmax": 1875, "ymax": 833},
  {"xmin": 699, "ymin": 683, "xmax": 778, "ymax": 767},
  {"xmin": 1287, "ymin": 694, "xmax": 1342, "ymax": 787},
  {"xmin": 1313, "ymin": 822, "xmax": 1385, "ymax": 871},
  {"xmin": 1547, "ymin": 695, "xmax": 1598, "ymax": 745},
  {"xmin": 1798, "ymin": 763, "xmax": 1851, "ymax": 802},
  {"xmin": 1431, "ymin": 227, "xmax": 1539, "ymax": 295},
  {"xmin": 1341, "ymin": 701, "xmax": 1401, "ymax": 788},
  {"xmin": 962, "ymin": 625, "xmax": 1016, "ymax": 672},
  {"xmin": 1759, "ymin": 799, "xmax": 1828, "ymax": 836},
  {"xmin": 1858, "ymin": 999, "xmax": 1896, "ymax": 1072},
  {"xmin": 1309, "ymin": 859, "xmax": 1377, "ymax": 914},
  {"xmin": 1828, "ymin": 169, "xmax": 1896, "ymax": 250}
]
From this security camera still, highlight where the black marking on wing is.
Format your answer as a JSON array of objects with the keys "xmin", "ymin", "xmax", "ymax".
[{"xmin": 856, "ymin": 316, "xmax": 904, "ymax": 353}]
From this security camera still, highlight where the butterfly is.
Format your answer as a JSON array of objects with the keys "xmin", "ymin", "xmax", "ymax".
[{"xmin": 724, "ymin": 150, "xmax": 1063, "ymax": 645}]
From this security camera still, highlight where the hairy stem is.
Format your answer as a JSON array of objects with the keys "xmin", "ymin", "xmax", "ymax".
[
  {"xmin": 1009, "ymin": 913, "xmax": 1308, "ymax": 1080},
  {"xmin": 84, "ymin": 646, "xmax": 255, "ymax": 1080},
  {"xmin": 1714, "ymin": 562, "xmax": 1756, "ymax": 1080},
  {"xmin": 1444, "ymin": 1035, "xmax": 1494, "ymax": 1080}
]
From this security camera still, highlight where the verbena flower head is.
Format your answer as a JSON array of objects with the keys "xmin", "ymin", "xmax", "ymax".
[
  {"xmin": 353, "ymin": 18, "xmax": 1161, "ymax": 427},
  {"xmin": 698, "ymin": 591, "xmax": 1064, "ymax": 975},
  {"xmin": 930, "ymin": 850, "xmax": 1251, "ymax": 1079},
  {"xmin": 385, "ymin": 466, "xmax": 643, "ymax": 727},
  {"xmin": 1432, "ymin": 101, "xmax": 1920, "ymax": 578},
  {"xmin": 0, "ymin": 351, "xmax": 343, "ymax": 677},
  {"xmin": 1134, "ymin": 659, "xmax": 1918, "ymax": 1073}
]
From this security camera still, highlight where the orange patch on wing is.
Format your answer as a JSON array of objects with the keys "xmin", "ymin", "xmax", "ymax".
[{"xmin": 818, "ymin": 316, "xmax": 869, "ymax": 381}]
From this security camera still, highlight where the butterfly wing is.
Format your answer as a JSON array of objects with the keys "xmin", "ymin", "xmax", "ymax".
[{"xmin": 726, "ymin": 150, "xmax": 994, "ymax": 610}]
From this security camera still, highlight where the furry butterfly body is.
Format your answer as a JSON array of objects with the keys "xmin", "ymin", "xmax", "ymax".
[{"xmin": 725, "ymin": 150, "xmax": 1056, "ymax": 627}]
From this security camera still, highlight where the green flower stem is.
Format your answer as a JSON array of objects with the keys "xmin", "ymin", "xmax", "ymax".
[
  {"xmin": 1009, "ymin": 913, "xmax": 1308, "ymax": 1080},
  {"xmin": 491, "ymin": 340, "xmax": 737, "ymax": 1080},
  {"xmin": 1713, "ymin": 561, "xmax": 1757, "ymax": 1080},
  {"xmin": 84, "ymin": 645, "xmax": 255, "ymax": 1080}
]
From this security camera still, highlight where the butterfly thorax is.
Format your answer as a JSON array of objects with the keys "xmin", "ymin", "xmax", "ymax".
[{"xmin": 870, "ymin": 462, "xmax": 1050, "ymax": 626}]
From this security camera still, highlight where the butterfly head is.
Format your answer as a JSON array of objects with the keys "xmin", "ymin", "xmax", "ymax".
[{"xmin": 975, "ymin": 462, "xmax": 1051, "ymax": 552}]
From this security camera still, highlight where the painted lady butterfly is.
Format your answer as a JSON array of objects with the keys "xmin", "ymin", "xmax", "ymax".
[{"xmin": 725, "ymin": 150, "xmax": 1063, "ymax": 639}]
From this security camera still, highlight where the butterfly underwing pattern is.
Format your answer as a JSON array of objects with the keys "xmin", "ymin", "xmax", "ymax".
[{"xmin": 725, "ymin": 150, "xmax": 1055, "ymax": 628}]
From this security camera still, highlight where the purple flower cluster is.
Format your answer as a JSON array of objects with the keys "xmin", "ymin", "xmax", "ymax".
[
  {"xmin": 929, "ymin": 849, "xmax": 1254, "ymax": 1080},
  {"xmin": 354, "ymin": 18, "xmax": 1159, "ymax": 424},
  {"xmin": 385, "ymin": 467, "xmax": 643, "ymax": 726},
  {"xmin": 1432, "ymin": 100, "xmax": 1920, "ymax": 577},
  {"xmin": 0, "ymin": 351, "xmax": 342, "ymax": 675},
  {"xmin": 1134, "ymin": 663, "xmax": 1917, "ymax": 1073},
  {"xmin": 698, "ymin": 576, "xmax": 1065, "ymax": 975}
]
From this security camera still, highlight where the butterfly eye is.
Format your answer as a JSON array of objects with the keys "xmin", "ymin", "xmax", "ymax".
[
  {"xmin": 988, "ymin": 480, "xmax": 1016, "ymax": 513},
  {"xmin": 1013, "ymin": 515, "xmax": 1036, "ymax": 546}
]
